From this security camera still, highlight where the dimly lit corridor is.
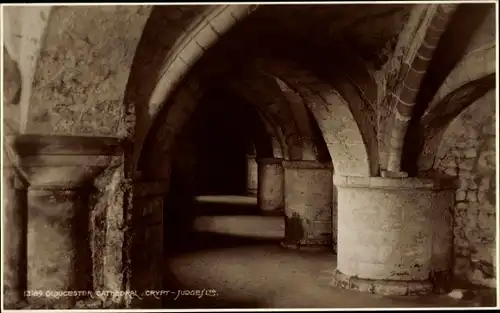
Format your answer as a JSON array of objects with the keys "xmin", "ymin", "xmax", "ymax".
[{"xmin": 189, "ymin": 87, "xmax": 258, "ymax": 196}]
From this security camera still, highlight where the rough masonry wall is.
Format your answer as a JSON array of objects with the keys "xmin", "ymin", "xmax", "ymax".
[
  {"xmin": 91, "ymin": 161, "xmax": 130, "ymax": 305},
  {"xmin": 435, "ymin": 90, "xmax": 496, "ymax": 288},
  {"xmin": 90, "ymin": 189, "xmax": 107, "ymax": 291}
]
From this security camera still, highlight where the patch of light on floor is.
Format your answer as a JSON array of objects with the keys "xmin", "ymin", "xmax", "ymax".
[
  {"xmin": 195, "ymin": 195, "xmax": 258, "ymax": 206},
  {"xmin": 193, "ymin": 215, "xmax": 284, "ymax": 239}
]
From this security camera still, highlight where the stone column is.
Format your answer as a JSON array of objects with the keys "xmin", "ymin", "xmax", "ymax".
[
  {"xmin": 7, "ymin": 134, "xmax": 122, "ymax": 308},
  {"xmin": 333, "ymin": 175, "xmax": 456, "ymax": 296},
  {"xmin": 281, "ymin": 160, "xmax": 334, "ymax": 250},
  {"xmin": 2, "ymin": 163, "xmax": 27, "ymax": 308},
  {"xmin": 257, "ymin": 158, "xmax": 284, "ymax": 215},
  {"xmin": 246, "ymin": 154, "xmax": 258, "ymax": 196}
]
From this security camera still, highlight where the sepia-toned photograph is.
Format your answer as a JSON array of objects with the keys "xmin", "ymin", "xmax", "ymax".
[{"xmin": 1, "ymin": 1, "xmax": 498, "ymax": 310}]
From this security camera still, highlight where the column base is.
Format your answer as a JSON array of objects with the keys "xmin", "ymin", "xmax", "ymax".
[
  {"xmin": 430, "ymin": 270, "xmax": 453, "ymax": 294},
  {"xmin": 332, "ymin": 269, "xmax": 433, "ymax": 296}
]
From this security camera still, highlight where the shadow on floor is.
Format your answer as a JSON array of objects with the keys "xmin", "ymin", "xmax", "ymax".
[
  {"xmin": 158, "ymin": 195, "xmax": 497, "ymax": 309},
  {"xmin": 193, "ymin": 199, "xmax": 261, "ymax": 216},
  {"xmin": 165, "ymin": 231, "xmax": 282, "ymax": 256},
  {"xmin": 162, "ymin": 232, "xmax": 273, "ymax": 308}
]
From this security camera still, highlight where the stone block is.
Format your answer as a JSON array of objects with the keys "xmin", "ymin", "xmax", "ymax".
[
  {"xmin": 349, "ymin": 277, "xmax": 374, "ymax": 293},
  {"xmin": 455, "ymin": 190, "xmax": 466, "ymax": 201},
  {"xmin": 207, "ymin": 8, "xmax": 237, "ymax": 34},
  {"xmin": 179, "ymin": 38, "xmax": 205, "ymax": 66},
  {"xmin": 194, "ymin": 21, "xmax": 220, "ymax": 50},
  {"xmin": 407, "ymin": 280, "xmax": 434, "ymax": 295},
  {"xmin": 466, "ymin": 190, "xmax": 478, "ymax": 203},
  {"xmin": 373, "ymin": 281, "xmax": 408, "ymax": 296},
  {"xmin": 463, "ymin": 148, "xmax": 477, "ymax": 159}
]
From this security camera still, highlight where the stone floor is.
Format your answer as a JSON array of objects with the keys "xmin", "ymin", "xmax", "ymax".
[{"xmin": 161, "ymin": 195, "xmax": 497, "ymax": 309}]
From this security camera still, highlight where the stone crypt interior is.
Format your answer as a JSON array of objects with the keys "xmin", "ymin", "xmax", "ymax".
[{"xmin": 1, "ymin": 2, "xmax": 498, "ymax": 309}]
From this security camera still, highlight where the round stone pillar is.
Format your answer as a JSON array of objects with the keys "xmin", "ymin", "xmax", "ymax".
[
  {"xmin": 2, "ymin": 164, "xmax": 27, "ymax": 308},
  {"xmin": 333, "ymin": 175, "xmax": 456, "ymax": 296},
  {"xmin": 7, "ymin": 134, "xmax": 123, "ymax": 307},
  {"xmin": 257, "ymin": 158, "xmax": 284, "ymax": 214},
  {"xmin": 281, "ymin": 160, "xmax": 334, "ymax": 250},
  {"xmin": 246, "ymin": 154, "xmax": 258, "ymax": 196}
]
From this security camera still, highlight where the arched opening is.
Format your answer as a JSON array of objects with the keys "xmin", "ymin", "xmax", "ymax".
[
  {"xmin": 188, "ymin": 87, "xmax": 261, "ymax": 196},
  {"xmin": 161, "ymin": 84, "xmax": 279, "ymax": 251},
  {"xmin": 131, "ymin": 4, "xmax": 380, "ymax": 308},
  {"xmin": 157, "ymin": 86, "xmax": 336, "ymax": 309}
]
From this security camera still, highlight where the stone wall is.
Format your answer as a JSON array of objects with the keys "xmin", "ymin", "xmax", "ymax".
[
  {"xmin": 91, "ymin": 161, "xmax": 130, "ymax": 305},
  {"xmin": 435, "ymin": 91, "xmax": 496, "ymax": 288}
]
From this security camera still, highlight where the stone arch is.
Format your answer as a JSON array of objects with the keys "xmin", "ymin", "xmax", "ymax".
[
  {"xmin": 258, "ymin": 111, "xmax": 287, "ymax": 159},
  {"xmin": 179, "ymin": 85, "xmax": 275, "ymax": 161},
  {"xmin": 418, "ymin": 79, "xmax": 496, "ymax": 171},
  {"xmin": 433, "ymin": 89, "xmax": 496, "ymax": 171},
  {"xmin": 253, "ymin": 58, "xmax": 375, "ymax": 177},
  {"xmin": 228, "ymin": 68, "xmax": 307, "ymax": 161},
  {"xmin": 273, "ymin": 76, "xmax": 330, "ymax": 161},
  {"xmin": 295, "ymin": 47, "xmax": 380, "ymax": 172},
  {"xmin": 137, "ymin": 69, "xmax": 297, "ymax": 180},
  {"xmin": 428, "ymin": 43, "xmax": 495, "ymax": 113},
  {"xmin": 383, "ymin": 3, "xmax": 459, "ymax": 173},
  {"xmin": 246, "ymin": 106, "xmax": 275, "ymax": 160},
  {"xmin": 413, "ymin": 42, "xmax": 496, "ymax": 171},
  {"xmin": 131, "ymin": 5, "xmax": 259, "ymax": 168},
  {"xmin": 2, "ymin": 6, "xmax": 53, "ymax": 132},
  {"xmin": 9, "ymin": 4, "xmax": 259, "ymax": 162}
]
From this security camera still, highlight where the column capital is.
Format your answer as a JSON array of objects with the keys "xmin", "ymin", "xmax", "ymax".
[
  {"xmin": 5, "ymin": 134, "xmax": 125, "ymax": 189},
  {"xmin": 282, "ymin": 160, "xmax": 333, "ymax": 170},
  {"xmin": 332, "ymin": 174, "xmax": 457, "ymax": 190}
]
